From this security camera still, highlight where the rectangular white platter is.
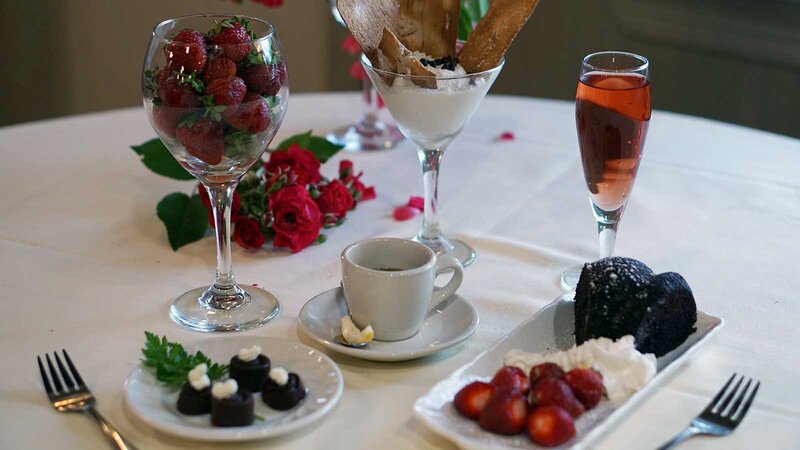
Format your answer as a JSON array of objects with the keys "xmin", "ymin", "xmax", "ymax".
[{"xmin": 413, "ymin": 292, "xmax": 723, "ymax": 450}]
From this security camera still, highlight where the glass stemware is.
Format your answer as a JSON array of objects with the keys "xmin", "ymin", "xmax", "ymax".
[
  {"xmin": 323, "ymin": 0, "xmax": 404, "ymax": 152},
  {"xmin": 362, "ymin": 57, "xmax": 503, "ymax": 267},
  {"xmin": 560, "ymin": 51, "xmax": 651, "ymax": 290},
  {"xmin": 142, "ymin": 14, "xmax": 289, "ymax": 331}
]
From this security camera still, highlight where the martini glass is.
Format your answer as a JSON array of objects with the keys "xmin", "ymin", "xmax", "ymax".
[
  {"xmin": 560, "ymin": 51, "xmax": 651, "ymax": 290},
  {"xmin": 362, "ymin": 57, "xmax": 503, "ymax": 267},
  {"xmin": 142, "ymin": 14, "xmax": 289, "ymax": 331},
  {"xmin": 324, "ymin": 0, "xmax": 404, "ymax": 152}
]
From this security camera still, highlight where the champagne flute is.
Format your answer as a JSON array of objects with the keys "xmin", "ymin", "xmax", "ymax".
[
  {"xmin": 560, "ymin": 51, "xmax": 651, "ymax": 290},
  {"xmin": 142, "ymin": 14, "xmax": 289, "ymax": 331}
]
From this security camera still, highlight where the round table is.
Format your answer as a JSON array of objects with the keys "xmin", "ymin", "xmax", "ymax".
[{"xmin": 1, "ymin": 93, "xmax": 798, "ymax": 449}]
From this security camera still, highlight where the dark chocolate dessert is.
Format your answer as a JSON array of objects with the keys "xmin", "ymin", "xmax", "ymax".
[
  {"xmin": 211, "ymin": 391, "xmax": 254, "ymax": 427},
  {"xmin": 229, "ymin": 353, "xmax": 270, "ymax": 393},
  {"xmin": 573, "ymin": 257, "xmax": 696, "ymax": 357},
  {"xmin": 176, "ymin": 382, "xmax": 211, "ymax": 415},
  {"xmin": 262, "ymin": 370, "xmax": 306, "ymax": 410}
]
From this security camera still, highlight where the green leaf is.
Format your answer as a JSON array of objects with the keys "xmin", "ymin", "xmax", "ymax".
[
  {"xmin": 458, "ymin": 5, "xmax": 475, "ymax": 41},
  {"xmin": 156, "ymin": 193, "xmax": 209, "ymax": 250},
  {"xmin": 131, "ymin": 138, "xmax": 194, "ymax": 180},
  {"xmin": 141, "ymin": 331, "xmax": 228, "ymax": 390},
  {"xmin": 306, "ymin": 136, "xmax": 344, "ymax": 163},
  {"xmin": 276, "ymin": 130, "xmax": 312, "ymax": 150},
  {"xmin": 225, "ymin": 131, "xmax": 256, "ymax": 159}
]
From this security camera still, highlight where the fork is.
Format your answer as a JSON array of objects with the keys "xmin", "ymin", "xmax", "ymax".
[
  {"xmin": 37, "ymin": 350, "xmax": 137, "ymax": 450},
  {"xmin": 656, "ymin": 373, "xmax": 760, "ymax": 449}
]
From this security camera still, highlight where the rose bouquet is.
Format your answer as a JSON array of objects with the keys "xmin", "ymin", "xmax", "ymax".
[{"xmin": 132, "ymin": 131, "xmax": 375, "ymax": 253}]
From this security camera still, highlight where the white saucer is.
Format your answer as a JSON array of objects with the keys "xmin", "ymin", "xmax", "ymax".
[
  {"xmin": 124, "ymin": 336, "xmax": 343, "ymax": 442},
  {"xmin": 298, "ymin": 287, "xmax": 479, "ymax": 362}
]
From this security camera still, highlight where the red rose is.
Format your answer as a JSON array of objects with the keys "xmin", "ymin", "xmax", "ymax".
[
  {"xmin": 233, "ymin": 217, "xmax": 265, "ymax": 250},
  {"xmin": 341, "ymin": 35, "xmax": 361, "ymax": 55},
  {"xmin": 339, "ymin": 160, "xmax": 376, "ymax": 201},
  {"xmin": 253, "ymin": 0, "xmax": 283, "ymax": 6},
  {"xmin": 315, "ymin": 180, "xmax": 354, "ymax": 218},
  {"xmin": 350, "ymin": 60, "xmax": 368, "ymax": 81},
  {"xmin": 264, "ymin": 144, "xmax": 322, "ymax": 186},
  {"xmin": 339, "ymin": 160, "xmax": 354, "ymax": 178},
  {"xmin": 269, "ymin": 185, "xmax": 323, "ymax": 253}
]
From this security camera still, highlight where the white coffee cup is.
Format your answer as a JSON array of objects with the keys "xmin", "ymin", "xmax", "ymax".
[{"xmin": 341, "ymin": 238, "xmax": 464, "ymax": 341}]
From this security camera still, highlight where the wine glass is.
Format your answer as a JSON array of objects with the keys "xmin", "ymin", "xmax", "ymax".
[
  {"xmin": 323, "ymin": 0, "xmax": 404, "ymax": 152},
  {"xmin": 362, "ymin": 56, "xmax": 503, "ymax": 267},
  {"xmin": 142, "ymin": 14, "xmax": 289, "ymax": 331},
  {"xmin": 560, "ymin": 51, "xmax": 651, "ymax": 289}
]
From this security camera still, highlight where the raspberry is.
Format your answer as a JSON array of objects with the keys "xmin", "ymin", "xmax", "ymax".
[
  {"xmin": 176, "ymin": 118, "xmax": 224, "ymax": 165},
  {"xmin": 203, "ymin": 57, "xmax": 237, "ymax": 83},
  {"xmin": 206, "ymin": 77, "xmax": 247, "ymax": 106},
  {"xmin": 241, "ymin": 62, "xmax": 286, "ymax": 97},
  {"xmin": 209, "ymin": 21, "xmax": 253, "ymax": 63},
  {"xmin": 166, "ymin": 29, "xmax": 207, "ymax": 73},
  {"xmin": 224, "ymin": 93, "xmax": 271, "ymax": 133}
]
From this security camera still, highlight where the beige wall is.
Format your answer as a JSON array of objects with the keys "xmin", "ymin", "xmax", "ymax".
[{"xmin": 2, "ymin": 0, "xmax": 799, "ymax": 139}]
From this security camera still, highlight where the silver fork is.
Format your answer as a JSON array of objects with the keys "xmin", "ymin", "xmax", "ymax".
[
  {"xmin": 37, "ymin": 350, "xmax": 137, "ymax": 450},
  {"xmin": 656, "ymin": 373, "xmax": 760, "ymax": 449}
]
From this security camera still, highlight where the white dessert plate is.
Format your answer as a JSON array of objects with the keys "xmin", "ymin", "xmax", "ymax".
[
  {"xmin": 413, "ymin": 291, "xmax": 723, "ymax": 449},
  {"xmin": 298, "ymin": 287, "xmax": 479, "ymax": 362},
  {"xmin": 124, "ymin": 336, "xmax": 343, "ymax": 442}
]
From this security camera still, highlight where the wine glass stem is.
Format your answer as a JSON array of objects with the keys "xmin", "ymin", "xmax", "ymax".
[
  {"xmin": 598, "ymin": 220, "xmax": 618, "ymax": 258},
  {"xmin": 206, "ymin": 183, "xmax": 237, "ymax": 293},
  {"xmin": 418, "ymin": 148, "xmax": 444, "ymax": 240}
]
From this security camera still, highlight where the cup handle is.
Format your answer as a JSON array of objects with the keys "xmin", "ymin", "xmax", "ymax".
[{"xmin": 430, "ymin": 256, "xmax": 464, "ymax": 311}]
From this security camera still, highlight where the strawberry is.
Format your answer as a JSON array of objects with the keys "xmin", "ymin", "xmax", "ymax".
[
  {"xmin": 176, "ymin": 118, "xmax": 224, "ymax": 165},
  {"xmin": 453, "ymin": 382, "xmax": 495, "ymax": 420},
  {"xmin": 529, "ymin": 362, "xmax": 565, "ymax": 387},
  {"xmin": 478, "ymin": 390, "xmax": 528, "ymax": 435},
  {"xmin": 206, "ymin": 77, "xmax": 247, "ymax": 106},
  {"xmin": 166, "ymin": 28, "xmax": 207, "ymax": 73},
  {"xmin": 224, "ymin": 93, "xmax": 272, "ymax": 133},
  {"xmin": 241, "ymin": 62, "xmax": 286, "ymax": 97},
  {"xmin": 157, "ymin": 71, "xmax": 200, "ymax": 108},
  {"xmin": 490, "ymin": 366, "xmax": 531, "ymax": 394},
  {"xmin": 203, "ymin": 57, "xmax": 237, "ymax": 83},
  {"xmin": 209, "ymin": 20, "xmax": 253, "ymax": 63},
  {"xmin": 529, "ymin": 378, "xmax": 585, "ymax": 418},
  {"xmin": 152, "ymin": 105, "xmax": 187, "ymax": 139},
  {"xmin": 564, "ymin": 368, "xmax": 605, "ymax": 410},
  {"xmin": 526, "ymin": 406, "xmax": 576, "ymax": 446}
]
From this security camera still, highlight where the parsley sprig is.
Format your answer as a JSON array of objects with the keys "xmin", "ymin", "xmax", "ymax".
[{"xmin": 141, "ymin": 331, "xmax": 228, "ymax": 389}]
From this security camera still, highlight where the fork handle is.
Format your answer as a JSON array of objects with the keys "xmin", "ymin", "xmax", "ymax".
[
  {"xmin": 87, "ymin": 407, "xmax": 138, "ymax": 450},
  {"xmin": 656, "ymin": 426, "xmax": 701, "ymax": 450}
]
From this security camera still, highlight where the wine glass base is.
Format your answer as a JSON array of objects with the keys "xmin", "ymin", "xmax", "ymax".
[
  {"xmin": 414, "ymin": 235, "xmax": 477, "ymax": 268},
  {"xmin": 560, "ymin": 264, "xmax": 583, "ymax": 291},
  {"xmin": 327, "ymin": 123, "xmax": 404, "ymax": 153},
  {"xmin": 169, "ymin": 285, "xmax": 280, "ymax": 332}
]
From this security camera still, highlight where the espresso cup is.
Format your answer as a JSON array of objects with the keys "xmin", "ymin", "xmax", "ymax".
[{"xmin": 341, "ymin": 238, "xmax": 464, "ymax": 341}]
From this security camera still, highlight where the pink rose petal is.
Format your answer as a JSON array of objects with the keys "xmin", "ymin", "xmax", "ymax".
[
  {"xmin": 497, "ymin": 131, "xmax": 515, "ymax": 142},
  {"xmin": 407, "ymin": 196, "xmax": 424, "ymax": 211},
  {"xmin": 393, "ymin": 206, "xmax": 420, "ymax": 221}
]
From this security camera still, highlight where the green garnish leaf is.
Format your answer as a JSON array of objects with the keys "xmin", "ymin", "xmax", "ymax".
[
  {"xmin": 156, "ymin": 193, "xmax": 210, "ymax": 250},
  {"xmin": 141, "ymin": 332, "xmax": 228, "ymax": 389},
  {"xmin": 131, "ymin": 138, "xmax": 194, "ymax": 180},
  {"xmin": 275, "ymin": 130, "xmax": 343, "ymax": 163}
]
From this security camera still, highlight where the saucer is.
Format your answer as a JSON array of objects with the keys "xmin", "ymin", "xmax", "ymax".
[{"xmin": 298, "ymin": 287, "xmax": 478, "ymax": 362}]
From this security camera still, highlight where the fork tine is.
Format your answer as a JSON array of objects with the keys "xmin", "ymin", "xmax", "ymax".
[
  {"xmin": 54, "ymin": 352, "xmax": 75, "ymax": 389},
  {"xmin": 725, "ymin": 378, "xmax": 752, "ymax": 417},
  {"xmin": 716, "ymin": 375, "xmax": 744, "ymax": 413},
  {"xmin": 704, "ymin": 373, "xmax": 736, "ymax": 412},
  {"xmin": 732, "ymin": 381, "xmax": 760, "ymax": 422},
  {"xmin": 45, "ymin": 354, "xmax": 64, "ymax": 393},
  {"xmin": 37, "ymin": 356, "xmax": 54, "ymax": 397},
  {"xmin": 62, "ymin": 350, "xmax": 85, "ymax": 387}
]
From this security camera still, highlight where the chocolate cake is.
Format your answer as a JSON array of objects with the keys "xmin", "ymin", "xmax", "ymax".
[
  {"xmin": 573, "ymin": 257, "xmax": 696, "ymax": 357},
  {"xmin": 229, "ymin": 354, "xmax": 270, "ymax": 393}
]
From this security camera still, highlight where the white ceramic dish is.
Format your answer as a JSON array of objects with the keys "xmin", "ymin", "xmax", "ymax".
[
  {"xmin": 413, "ymin": 292, "xmax": 723, "ymax": 449},
  {"xmin": 298, "ymin": 287, "xmax": 478, "ymax": 362},
  {"xmin": 124, "ymin": 336, "xmax": 343, "ymax": 442}
]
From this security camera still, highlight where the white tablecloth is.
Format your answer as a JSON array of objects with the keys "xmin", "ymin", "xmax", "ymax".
[{"xmin": 1, "ymin": 93, "xmax": 799, "ymax": 449}]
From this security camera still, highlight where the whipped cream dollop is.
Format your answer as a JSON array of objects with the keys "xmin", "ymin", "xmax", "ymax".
[
  {"xmin": 268, "ymin": 367, "xmax": 289, "ymax": 386},
  {"xmin": 211, "ymin": 379, "xmax": 238, "ymax": 400},
  {"xmin": 237, "ymin": 345, "xmax": 261, "ymax": 362},
  {"xmin": 187, "ymin": 363, "xmax": 210, "ymax": 391},
  {"xmin": 504, "ymin": 336, "xmax": 657, "ymax": 404}
]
